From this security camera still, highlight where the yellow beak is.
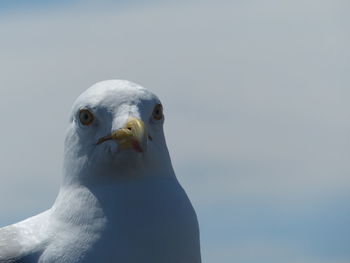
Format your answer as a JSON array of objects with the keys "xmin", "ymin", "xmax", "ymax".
[{"xmin": 97, "ymin": 117, "xmax": 147, "ymax": 153}]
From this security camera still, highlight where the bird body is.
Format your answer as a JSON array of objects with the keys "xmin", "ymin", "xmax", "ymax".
[{"xmin": 0, "ymin": 80, "xmax": 201, "ymax": 263}]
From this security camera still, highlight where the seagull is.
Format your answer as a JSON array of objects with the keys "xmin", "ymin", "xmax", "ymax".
[{"xmin": 0, "ymin": 80, "xmax": 201, "ymax": 263}]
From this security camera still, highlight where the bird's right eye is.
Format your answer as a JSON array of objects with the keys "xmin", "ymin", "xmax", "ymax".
[{"xmin": 79, "ymin": 109, "xmax": 94, "ymax": 125}]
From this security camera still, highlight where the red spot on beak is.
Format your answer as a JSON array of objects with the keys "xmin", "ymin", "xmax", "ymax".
[{"xmin": 131, "ymin": 140, "xmax": 144, "ymax": 153}]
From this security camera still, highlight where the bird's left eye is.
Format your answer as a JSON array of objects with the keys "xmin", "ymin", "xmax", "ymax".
[
  {"xmin": 152, "ymin": 104, "xmax": 163, "ymax": 120},
  {"xmin": 79, "ymin": 109, "xmax": 94, "ymax": 125}
]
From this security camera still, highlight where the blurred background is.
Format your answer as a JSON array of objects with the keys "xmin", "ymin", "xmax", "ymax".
[{"xmin": 0, "ymin": 0, "xmax": 349, "ymax": 262}]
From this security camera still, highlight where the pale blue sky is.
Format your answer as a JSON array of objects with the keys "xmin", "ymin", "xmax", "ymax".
[{"xmin": 0, "ymin": 0, "xmax": 349, "ymax": 262}]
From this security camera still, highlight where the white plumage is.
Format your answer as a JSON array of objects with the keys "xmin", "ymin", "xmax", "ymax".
[{"xmin": 0, "ymin": 80, "xmax": 201, "ymax": 263}]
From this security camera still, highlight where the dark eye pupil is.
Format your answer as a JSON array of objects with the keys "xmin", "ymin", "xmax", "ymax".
[
  {"xmin": 79, "ymin": 110, "xmax": 94, "ymax": 125},
  {"xmin": 153, "ymin": 104, "xmax": 163, "ymax": 120}
]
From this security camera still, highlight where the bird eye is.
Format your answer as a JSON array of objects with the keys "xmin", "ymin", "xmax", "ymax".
[
  {"xmin": 152, "ymin": 104, "xmax": 163, "ymax": 120},
  {"xmin": 79, "ymin": 109, "xmax": 94, "ymax": 125}
]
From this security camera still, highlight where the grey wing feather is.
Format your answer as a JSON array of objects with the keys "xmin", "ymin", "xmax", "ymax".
[
  {"xmin": 0, "ymin": 211, "xmax": 50, "ymax": 263},
  {"xmin": 0, "ymin": 254, "xmax": 39, "ymax": 263}
]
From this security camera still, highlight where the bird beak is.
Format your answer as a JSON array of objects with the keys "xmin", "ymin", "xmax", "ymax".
[{"xmin": 97, "ymin": 117, "xmax": 147, "ymax": 153}]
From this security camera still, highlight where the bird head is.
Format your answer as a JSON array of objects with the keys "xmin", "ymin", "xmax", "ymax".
[{"xmin": 63, "ymin": 80, "xmax": 174, "ymax": 185}]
